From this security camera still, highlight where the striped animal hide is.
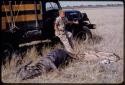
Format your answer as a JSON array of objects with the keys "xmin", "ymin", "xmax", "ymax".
[{"xmin": 17, "ymin": 49, "xmax": 72, "ymax": 80}]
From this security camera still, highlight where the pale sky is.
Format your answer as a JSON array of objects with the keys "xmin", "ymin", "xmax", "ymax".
[{"xmin": 59, "ymin": 1, "xmax": 123, "ymax": 7}]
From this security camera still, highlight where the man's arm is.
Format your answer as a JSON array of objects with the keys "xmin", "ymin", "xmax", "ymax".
[
  {"xmin": 54, "ymin": 22, "xmax": 59, "ymax": 31},
  {"xmin": 54, "ymin": 22, "xmax": 64, "ymax": 31}
]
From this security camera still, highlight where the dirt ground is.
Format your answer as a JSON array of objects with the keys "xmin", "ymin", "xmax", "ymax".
[{"xmin": 1, "ymin": 6, "xmax": 124, "ymax": 83}]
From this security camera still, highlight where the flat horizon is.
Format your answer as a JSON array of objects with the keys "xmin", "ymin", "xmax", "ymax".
[{"xmin": 59, "ymin": 1, "xmax": 123, "ymax": 7}]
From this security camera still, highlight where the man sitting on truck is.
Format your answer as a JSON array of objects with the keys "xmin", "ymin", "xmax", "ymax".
[{"xmin": 54, "ymin": 10, "xmax": 79, "ymax": 58}]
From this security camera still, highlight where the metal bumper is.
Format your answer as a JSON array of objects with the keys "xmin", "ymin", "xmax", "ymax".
[{"xmin": 87, "ymin": 24, "xmax": 96, "ymax": 29}]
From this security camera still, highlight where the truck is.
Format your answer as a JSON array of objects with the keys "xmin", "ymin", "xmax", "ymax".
[{"xmin": 1, "ymin": 0, "xmax": 96, "ymax": 61}]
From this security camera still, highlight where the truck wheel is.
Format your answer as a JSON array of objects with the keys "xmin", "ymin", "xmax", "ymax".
[
  {"xmin": 82, "ymin": 26, "xmax": 92, "ymax": 41},
  {"xmin": 0, "ymin": 43, "xmax": 14, "ymax": 64},
  {"xmin": 75, "ymin": 26, "xmax": 92, "ymax": 41}
]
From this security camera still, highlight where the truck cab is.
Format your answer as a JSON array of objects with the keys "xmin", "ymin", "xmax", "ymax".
[
  {"xmin": 1, "ymin": 0, "xmax": 61, "ymax": 58},
  {"xmin": 1, "ymin": 0, "xmax": 95, "ymax": 63}
]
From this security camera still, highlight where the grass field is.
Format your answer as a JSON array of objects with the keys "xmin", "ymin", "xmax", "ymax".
[{"xmin": 1, "ymin": 6, "xmax": 123, "ymax": 83}]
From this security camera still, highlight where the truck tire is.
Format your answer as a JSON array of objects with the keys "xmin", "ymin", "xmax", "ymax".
[
  {"xmin": 75, "ymin": 26, "xmax": 92, "ymax": 41},
  {"xmin": 83, "ymin": 26, "xmax": 92, "ymax": 41}
]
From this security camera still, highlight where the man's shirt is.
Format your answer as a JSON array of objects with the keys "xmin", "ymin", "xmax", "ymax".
[{"xmin": 55, "ymin": 16, "xmax": 68, "ymax": 31}]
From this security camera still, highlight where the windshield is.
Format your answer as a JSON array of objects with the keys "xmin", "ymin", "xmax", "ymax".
[
  {"xmin": 65, "ymin": 11, "xmax": 81, "ymax": 21},
  {"xmin": 46, "ymin": 2, "xmax": 59, "ymax": 11}
]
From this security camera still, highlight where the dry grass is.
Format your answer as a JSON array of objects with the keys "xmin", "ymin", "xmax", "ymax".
[{"xmin": 1, "ymin": 6, "xmax": 123, "ymax": 83}]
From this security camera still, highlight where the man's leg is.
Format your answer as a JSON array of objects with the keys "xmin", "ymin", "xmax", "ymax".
[
  {"xmin": 59, "ymin": 34, "xmax": 73, "ymax": 52},
  {"xmin": 55, "ymin": 31, "xmax": 78, "ymax": 58},
  {"xmin": 57, "ymin": 34, "xmax": 79, "ymax": 59},
  {"xmin": 66, "ymin": 31, "xmax": 74, "ymax": 49}
]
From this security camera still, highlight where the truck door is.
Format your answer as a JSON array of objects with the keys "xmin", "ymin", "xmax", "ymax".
[{"xmin": 42, "ymin": 1, "xmax": 61, "ymax": 39}]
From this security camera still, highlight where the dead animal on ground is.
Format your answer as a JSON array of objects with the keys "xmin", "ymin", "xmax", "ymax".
[
  {"xmin": 16, "ymin": 49, "xmax": 120, "ymax": 80},
  {"xmin": 83, "ymin": 50, "xmax": 120, "ymax": 63},
  {"xmin": 16, "ymin": 49, "xmax": 74, "ymax": 80}
]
